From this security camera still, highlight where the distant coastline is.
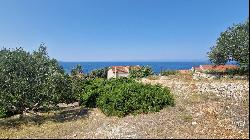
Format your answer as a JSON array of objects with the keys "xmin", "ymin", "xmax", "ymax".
[
  {"xmin": 59, "ymin": 61, "xmax": 212, "ymax": 74},
  {"xmin": 58, "ymin": 60, "xmax": 211, "ymax": 63}
]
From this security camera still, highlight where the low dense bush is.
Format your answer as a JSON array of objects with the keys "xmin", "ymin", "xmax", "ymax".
[
  {"xmin": 87, "ymin": 67, "xmax": 109, "ymax": 79},
  {"xmin": 0, "ymin": 44, "xmax": 75, "ymax": 117},
  {"xmin": 161, "ymin": 70, "xmax": 179, "ymax": 76},
  {"xmin": 129, "ymin": 65, "xmax": 153, "ymax": 78},
  {"xmin": 80, "ymin": 78, "xmax": 106, "ymax": 107},
  {"xmin": 224, "ymin": 69, "xmax": 239, "ymax": 76},
  {"xmin": 203, "ymin": 69, "xmax": 221, "ymax": 75},
  {"xmin": 80, "ymin": 77, "xmax": 174, "ymax": 117}
]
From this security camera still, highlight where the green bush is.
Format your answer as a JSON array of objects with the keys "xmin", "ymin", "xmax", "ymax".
[
  {"xmin": 0, "ymin": 44, "xmax": 74, "ymax": 116},
  {"xmin": 69, "ymin": 76, "xmax": 85, "ymax": 102},
  {"xmin": 87, "ymin": 67, "xmax": 109, "ymax": 79},
  {"xmin": 161, "ymin": 70, "xmax": 179, "ymax": 76},
  {"xmin": 80, "ymin": 77, "xmax": 174, "ymax": 117},
  {"xmin": 236, "ymin": 66, "xmax": 249, "ymax": 76},
  {"xmin": 0, "ymin": 106, "xmax": 7, "ymax": 118},
  {"xmin": 224, "ymin": 69, "xmax": 238, "ymax": 76},
  {"xmin": 69, "ymin": 65, "xmax": 86, "ymax": 102},
  {"xmin": 80, "ymin": 78, "xmax": 106, "ymax": 107},
  {"xmin": 203, "ymin": 69, "xmax": 222, "ymax": 75},
  {"xmin": 129, "ymin": 65, "xmax": 153, "ymax": 78}
]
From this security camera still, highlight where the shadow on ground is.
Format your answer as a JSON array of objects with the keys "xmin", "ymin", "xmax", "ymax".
[{"xmin": 0, "ymin": 106, "xmax": 89, "ymax": 129}]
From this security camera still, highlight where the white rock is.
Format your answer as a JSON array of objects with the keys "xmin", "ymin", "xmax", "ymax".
[{"xmin": 192, "ymin": 122, "xmax": 197, "ymax": 125}]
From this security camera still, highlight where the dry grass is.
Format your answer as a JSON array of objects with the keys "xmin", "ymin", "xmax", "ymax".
[
  {"xmin": 181, "ymin": 114, "xmax": 193, "ymax": 122},
  {"xmin": 147, "ymin": 75, "xmax": 160, "ymax": 80}
]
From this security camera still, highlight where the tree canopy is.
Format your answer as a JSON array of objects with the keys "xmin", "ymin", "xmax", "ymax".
[
  {"xmin": 207, "ymin": 19, "xmax": 249, "ymax": 73},
  {"xmin": 0, "ymin": 44, "xmax": 74, "ymax": 116}
]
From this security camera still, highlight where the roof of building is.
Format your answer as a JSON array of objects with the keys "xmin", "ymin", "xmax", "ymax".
[
  {"xmin": 110, "ymin": 65, "xmax": 141, "ymax": 74},
  {"xmin": 129, "ymin": 65, "xmax": 141, "ymax": 70},
  {"xmin": 111, "ymin": 66, "xmax": 130, "ymax": 74},
  {"xmin": 178, "ymin": 70, "xmax": 191, "ymax": 74},
  {"xmin": 197, "ymin": 65, "xmax": 238, "ymax": 71},
  {"xmin": 192, "ymin": 66, "xmax": 202, "ymax": 71}
]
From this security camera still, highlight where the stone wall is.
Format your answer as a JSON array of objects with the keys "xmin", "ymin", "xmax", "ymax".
[
  {"xmin": 192, "ymin": 72, "xmax": 219, "ymax": 80},
  {"xmin": 141, "ymin": 76, "xmax": 249, "ymax": 101},
  {"xmin": 192, "ymin": 72, "xmax": 248, "ymax": 80},
  {"xmin": 196, "ymin": 81, "xmax": 249, "ymax": 101}
]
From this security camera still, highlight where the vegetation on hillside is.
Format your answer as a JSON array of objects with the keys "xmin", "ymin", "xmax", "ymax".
[{"xmin": 0, "ymin": 45, "xmax": 174, "ymax": 118}]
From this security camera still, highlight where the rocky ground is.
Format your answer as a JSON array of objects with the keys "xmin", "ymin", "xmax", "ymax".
[{"xmin": 0, "ymin": 75, "xmax": 249, "ymax": 139}]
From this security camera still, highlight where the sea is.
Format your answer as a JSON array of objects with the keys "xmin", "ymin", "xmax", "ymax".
[{"xmin": 59, "ymin": 61, "xmax": 211, "ymax": 74}]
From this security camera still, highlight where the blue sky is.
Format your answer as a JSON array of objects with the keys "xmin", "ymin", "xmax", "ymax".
[{"xmin": 0, "ymin": 0, "xmax": 248, "ymax": 62}]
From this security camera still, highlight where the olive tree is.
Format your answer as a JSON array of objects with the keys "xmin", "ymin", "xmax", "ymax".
[
  {"xmin": 70, "ymin": 64, "xmax": 85, "ymax": 102},
  {"xmin": 0, "ymin": 44, "xmax": 73, "ymax": 117},
  {"xmin": 208, "ymin": 19, "xmax": 249, "ymax": 74}
]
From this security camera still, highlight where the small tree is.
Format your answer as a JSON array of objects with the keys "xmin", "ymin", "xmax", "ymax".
[
  {"xmin": 69, "ymin": 64, "xmax": 85, "ymax": 103},
  {"xmin": 0, "ymin": 44, "xmax": 73, "ymax": 116},
  {"xmin": 208, "ymin": 19, "xmax": 249, "ymax": 74},
  {"xmin": 88, "ymin": 67, "xmax": 109, "ymax": 79},
  {"xmin": 129, "ymin": 65, "xmax": 153, "ymax": 78},
  {"xmin": 71, "ymin": 64, "xmax": 84, "ymax": 77}
]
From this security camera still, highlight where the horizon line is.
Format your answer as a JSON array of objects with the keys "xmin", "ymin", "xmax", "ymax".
[{"xmin": 58, "ymin": 60, "xmax": 211, "ymax": 63}]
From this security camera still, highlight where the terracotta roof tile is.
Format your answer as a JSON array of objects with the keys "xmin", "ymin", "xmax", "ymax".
[
  {"xmin": 178, "ymin": 70, "xmax": 191, "ymax": 74},
  {"xmin": 193, "ymin": 66, "xmax": 202, "ymax": 71},
  {"xmin": 111, "ymin": 66, "xmax": 129, "ymax": 73},
  {"xmin": 110, "ymin": 65, "xmax": 141, "ymax": 74},
  {"xmin": 200, "ymin": 65, "xmax": 238, "ymax": 71}
]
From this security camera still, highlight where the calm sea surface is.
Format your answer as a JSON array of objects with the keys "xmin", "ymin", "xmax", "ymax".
[{"xmin": 59, "ymin": 62, "xmax": 211, "ymax": 74}]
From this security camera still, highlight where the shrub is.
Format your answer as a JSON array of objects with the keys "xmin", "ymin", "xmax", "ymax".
[
  {"xmin": 224, "ymin": 68, "xmax": 238, "ymax": 76},
  {"xmin": 0, "ymin": 106, "xmax": 7, "ymax": 118},
  {"xmin": 80, "ymin": 77, "xmax": 174, "ymax": 117},
  {"xmin": 203, "ymin": 69, "xmax": 222, "ymax": 75},
  {"xmin": 80, "ymin": 78, "xmax": 106, "ymax": 107},
  {"xmin": 238, "ymin": 64, "xmax": 249, "ymax": 76},
  {"xmin": 69, "ymin": 76, "xmax": 85, "ymax": 102},
  {"xmin": 87, "ymin": 67, "xmax": 109, "ymax": 79},
  {"xmin": 71, "ymin": 64, "xmax": 84, "ymax": 77},
  {"xmin": 129, "ymin": 65, "xmax": 153, "ymax": 78},
  {"xmin": 0, "ymin": 44, "xmax": 73, "ymax": 116},
  {"xmin": 69, "ymin": 65, "xmax": 86, "ymax": 101},
  {"xmin": 161, "ymin": 70, "xmax": 179, "ymax": 76}
]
